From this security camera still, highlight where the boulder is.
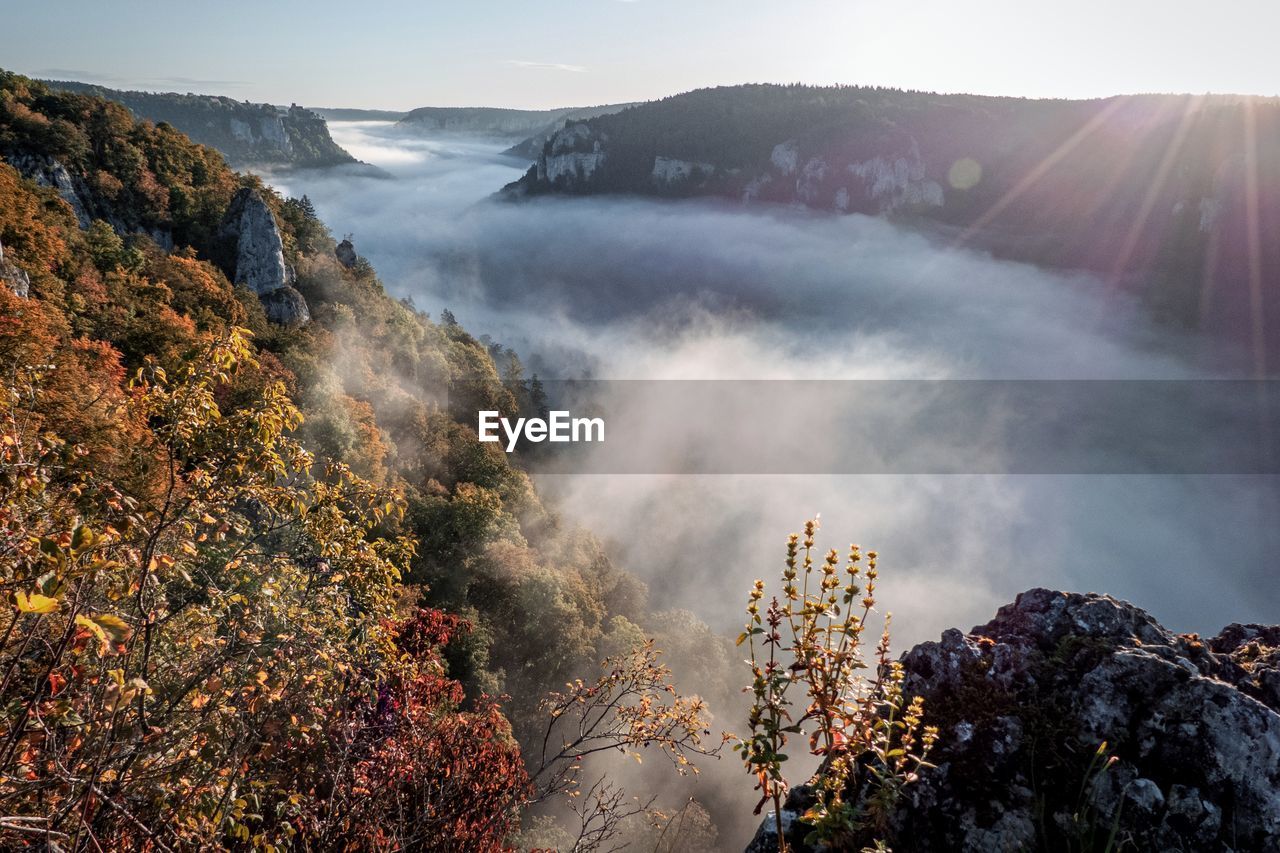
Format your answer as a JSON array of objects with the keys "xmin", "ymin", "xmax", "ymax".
[
  {"xmin": 335, "ymin": 238, "xmax": 357, "ymax": 268},
  {"xmin": 260, "ymin": 285, "xmax": 311, "ymax": 326},
  {"xmin": 748, "ymin": 589, "xmax": 1280, "ymax": 852}
]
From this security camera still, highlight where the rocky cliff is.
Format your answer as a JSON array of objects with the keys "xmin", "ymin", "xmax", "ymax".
[
  {"xmin": 6, "ymin": 152, "xmax": 173, "ymax": 249},
  {"xmin": 218, "ymin": 188, "xmax": 310, "ymax": 325},
  {"xmin": 396, "ymin": 102, "xmax": 636, "ymax": 159},
  {"xmin": 505, "ymin": 85, "xmax": 1280, "ymax": 360},
  {"xmin": 748, "ymin": 589, "xmax": 1280, "ymax": 852},
  {"xmin": 42, "ymin": 81, "xmax": 356, "ymax": 168}
]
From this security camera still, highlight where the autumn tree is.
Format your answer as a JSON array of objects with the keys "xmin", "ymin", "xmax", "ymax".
[{"xmin": 0, "ymin": 330, "xmax": 418, "ymax": 847}]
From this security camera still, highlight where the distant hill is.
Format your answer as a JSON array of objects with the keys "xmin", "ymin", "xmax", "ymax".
[
  {"xmin": 41, "ymin": 80, "xmax": 357, "ymax": 168},
  {"xmin": 310, "ymin": 107, "xmax": 408, "ymax": 122},
  {"xmin": 505, "ymin": 84, "xmax": 1280, "ymax": 353},
  {"xmin": 396, "ymin": 103, "xmax": 637, "ymax": 158}
]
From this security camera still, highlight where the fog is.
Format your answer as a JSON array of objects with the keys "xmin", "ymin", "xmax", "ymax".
[{"xmin": 271, "ymin": 120, "xmax": 1278, "ymax": 649}]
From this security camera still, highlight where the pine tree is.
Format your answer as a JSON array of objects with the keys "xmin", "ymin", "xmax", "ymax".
[{"xmin": 529, "ymin": 374, "xmax": 550, "ymax": 420}]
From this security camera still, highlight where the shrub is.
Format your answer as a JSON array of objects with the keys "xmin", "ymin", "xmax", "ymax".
[{"xmin": 737, "ymin": 519, "xmax": 938, "ymax": 852}]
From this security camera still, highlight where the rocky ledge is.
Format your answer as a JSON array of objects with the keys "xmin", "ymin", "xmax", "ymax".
[{"xmin": 748, "ymin": 589, "xmax": 1280, "ymax": 852}]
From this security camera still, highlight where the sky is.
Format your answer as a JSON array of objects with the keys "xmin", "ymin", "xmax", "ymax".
[{"xmin": 3, "ymin": 0, "xmax": 1278, "ymax": 110}]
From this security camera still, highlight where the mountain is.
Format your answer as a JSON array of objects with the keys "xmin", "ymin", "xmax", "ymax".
[
  {"xmin": 397, "ymin": 102, "xmax": 637, "ymax": 158},
  {"xmin": 505, "ymin": 85, "xmax": 1280, "ymax": 356},
  {"xmin": 41, "ymin": 79, "xmax": 358, "ymax": 168},
  {"xmin": 749, "ymin": 588, "xmax": 1280, "ymax": 852}
]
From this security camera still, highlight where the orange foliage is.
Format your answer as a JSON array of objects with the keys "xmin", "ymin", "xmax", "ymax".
[
  {"xmin": 0, "ymin": 287, "xmax": 143, "ymax": 478},
  {"xmin": 0, "ymin": 162, "xmax": 73, "ymax": 278}
]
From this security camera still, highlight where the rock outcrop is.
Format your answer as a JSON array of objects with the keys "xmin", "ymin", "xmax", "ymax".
[
  {"xmin": 535, "ymin": 123, "xmax": 608, "ymax": 187},
  {"xmin": 220, "ymin": 188, "xmax": 290, "ymax": 296},
  {"xmin": 8, "ymin": 153, "xmax": 94, "ymax": 228},
  {"xmin": 335, "ymin": 238, "xmax": 357, "ymax": 269},
  {"xmin": 259, "ymin": 284, "xmax": 311, "ymax": 326},
  {"xmin": 218, "ymin": 188, "xmax": 309, "ymax": 325},
  {"xmin": 395, "ymin": 103, "xmax": 637, "ymax": 161},
  {"xmin": 6, "ymin": 152, "xmax": 173, "ymax": 248},
  {"xmin": 651, "ymin": 156, "xmax": 715, "ymax": 188},
  {"xmin": 748, "ymin": 589, "xmax": 1280, "ymax": 852},
  {"xmin": 0, "ymin": 240, "xmax": 30, "ymax": 298}
]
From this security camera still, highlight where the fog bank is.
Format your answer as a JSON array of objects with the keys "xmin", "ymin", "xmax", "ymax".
[{"xmin": 270, "ymin": 120, "xmax": 1278, "ymax": 648}]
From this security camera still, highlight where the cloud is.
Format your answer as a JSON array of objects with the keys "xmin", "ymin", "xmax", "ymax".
[
  {"xmin": 504, "ymin": 60, "xmax": 588, "ymax": 73},
  {"xmin": 154, "ymin": 75, "xmax": 250, "ymax": 88},
  {"xmin": 34, "ymin": 68, "xmax": 249, "ymax": 90}
]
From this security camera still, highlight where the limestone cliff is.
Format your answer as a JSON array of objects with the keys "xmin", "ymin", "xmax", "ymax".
[
  {"xmin": 218, "ymin": 188, "xmax": 310, "ymax": 326},
  {"xmin": 503, "ymin": 85, "xmax": 1280, "ymax": 358},
  {"xmin": 6, "ymin": 152, "xmax": 174, "ymax": 249},
  {"xmin": 747, "ymin": 589, "xmax": 1280, "ymax": 852},
  {"xmin": 396, "ymin": 103, "xmax": 636, "ymax": 160},
  {"xmin": 42, "ymin": 81, "xmax": 356, "ymax": 168}
]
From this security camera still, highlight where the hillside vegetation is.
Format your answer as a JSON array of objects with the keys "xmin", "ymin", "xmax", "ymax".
[
  {"xmin": 42, "ymin": 79, "xmax": 356, "ymax": 168},
  {"xmin": 509, "ymin": 84, "xmax": 1280, "ymax": 356},
  {"xmin": 0, "ymin": 70, "xmax": 729, "ymax": 849}
]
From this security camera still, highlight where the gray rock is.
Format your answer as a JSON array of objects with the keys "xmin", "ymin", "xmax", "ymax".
[
  {"xmin": 260, "ymin": 285, "xmax": 310, "ymax": 327},
  {"xmin": 749, "ymin": 589, "xmax": 1280, "ymax": 851},
  {"xmin": 220, "ymin": 188, "xmax": 290, "ymax": 296},
  {"xmin": 335, "ymin": 238, "xmax": 357, "ymax": 269},
  {"xmin": 744, "ymin": 785, "xmax": 810, "ymax": 853},
  {"xmin": 7, "ymin": 153, "xmax": 174, "ymax": 248},
  {"xmin": 216, "ymin": 188, "xmax": 311, "ymax": 325},
  {"xmin": 0, "ymin": 240, "xmax": 30, "ymax": 298},
  {"xmin": 8, "ymin": 153, "xmax": 92, "ymax": 227}
]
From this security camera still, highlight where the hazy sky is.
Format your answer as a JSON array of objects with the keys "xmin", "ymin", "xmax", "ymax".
[{"xmin": 3, "ymin": 1, "xmax": 1277, "ymax": 109}]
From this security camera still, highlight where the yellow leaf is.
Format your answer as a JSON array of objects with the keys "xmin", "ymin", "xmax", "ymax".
[
  {"xmin": 15, "ymin": 591, "xmax": 58, "ymax": 614},
  {"xmin": 76, "ymin": 615, "xmax": 108, "ymax": 650},
  {"xmin": 92, "ymin": 614, "xmax": 132, "ymax": 642}
]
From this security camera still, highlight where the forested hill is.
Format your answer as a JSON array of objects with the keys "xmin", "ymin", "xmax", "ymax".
[
  {"xmin": 310, "ymin": 107, "xmax": 407, "ymax": 122},
  {"xmin": 507, "ymin": 84, "xmax": 1280, "ymax": 356},
  {"xmin": 41, "ymin": 79, "xmax": 357, "ymax": 168},
  {"xmin": 0, "ymin": 69, "xmax": 730, "ymax": 848},
  {"xmin": 398, "ymin": 102, "xmax": 638, "ymax": 159},
  {"xmin": 399, "ymin": 103, "xmax": 634, "ymax": 136}
]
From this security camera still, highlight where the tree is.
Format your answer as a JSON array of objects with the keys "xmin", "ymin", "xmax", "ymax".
[
  {"xmin": 525, "ymin": 641, "xmax": 724, "ymax": 851},
  {"xmin": 529, "ymin": 373, "xmax": 550, "ymax": 421},
  {"xmin": 0, "ymin": 329, "xmax": 417, "ymax": 848}
]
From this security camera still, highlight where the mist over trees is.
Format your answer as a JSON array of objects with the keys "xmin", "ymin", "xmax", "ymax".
[{"xmin": 0, "ymin": 71, "xmax": 736, "ymax": 848}]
